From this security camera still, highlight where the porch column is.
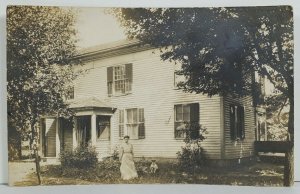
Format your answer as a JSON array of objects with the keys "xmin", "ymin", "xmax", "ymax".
[
  {"xmin": 39, "ymin": 119, "xmax": 44, "ymax": 157},
  {"xmin": 55, "ymin": 118, "xmax": 61, "ymax": 157},
  {"xmin": 73, "ymin": 117, "xmax": 78, "ymax": 149},
  {"xmin": 91, "ymin": 114, "xmax": 97, "ymax": 146}
]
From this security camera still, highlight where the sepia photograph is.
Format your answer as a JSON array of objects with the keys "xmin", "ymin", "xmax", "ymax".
[{"xmin": 6, "ymin": 6, "xmax": 294, "ymax": 187}]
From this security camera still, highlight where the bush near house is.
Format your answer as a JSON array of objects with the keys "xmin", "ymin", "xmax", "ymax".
[
  {"xmin": 59, "ymin": 145, "xmax": 98, "ymax": 170},
  {"xmin": 177, "ymin": 123, "xmax": 207, "ymax": 171}
]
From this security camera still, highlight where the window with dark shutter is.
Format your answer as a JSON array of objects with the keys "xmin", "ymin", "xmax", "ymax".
[
  {"xmin": 230, "ymin": 104, "xmax": 245, "ymax": 140},
  {"xmin": 107, "ymin": 64, "xmax": 133, "ymax": 96},
  {"xmin": 174, "ymin": 103, "xmax": 199, "ymax": 139}
]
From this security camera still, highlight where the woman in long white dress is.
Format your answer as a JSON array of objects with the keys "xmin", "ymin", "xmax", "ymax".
[{"xmin": 119, "ymin": 136, "xmax": 138, "ymax": 180}]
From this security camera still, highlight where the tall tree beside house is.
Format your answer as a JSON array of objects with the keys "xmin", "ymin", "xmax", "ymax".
[
  {"xmin": 112, "ymin": 6, "xmax": 293, "ymax": 186},
  {"xmin": 7, "ymin": 6, "xmax": 79, "ymax": 185}
]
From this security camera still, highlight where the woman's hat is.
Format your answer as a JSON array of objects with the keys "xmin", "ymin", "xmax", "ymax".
[{"xmin": 123, "ymin": 135, "xmax": 130, "ymax": 139}]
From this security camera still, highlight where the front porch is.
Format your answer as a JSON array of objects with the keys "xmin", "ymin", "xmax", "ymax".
[{"xmin": 39, "ymin": 97, "xmax": 116, "ymax": 162}]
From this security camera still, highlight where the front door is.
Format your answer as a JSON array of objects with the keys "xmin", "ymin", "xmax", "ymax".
[{"xmin": 60, "ymin": 118, "xmax": 73, "ymax": 152}]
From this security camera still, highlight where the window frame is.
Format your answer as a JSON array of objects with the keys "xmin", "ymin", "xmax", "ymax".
[
  {"xmin": 107, "ymin": 64, "xmax": 132, "ymax": 97},
  {"xmin": 174, "ymin": 103, "xmax": 199, "ymax": 140},
  {"xmin": 230, "ymin": 104, "xmax": 245, "ymax": 141},
  {"xmin": 96, "ymin": 116, "xmax": 111, "ymax": 141},
  {"xmin": 118, "ymin": 108, "xmax": 145, "ymax": 140}
]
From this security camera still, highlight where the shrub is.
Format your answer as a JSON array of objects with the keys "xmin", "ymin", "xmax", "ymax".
[
  {"xmin": 177, "ymin": 124, "xmax": 207, "ymax": 171},
  {"xmin": 60, "ymin": 145, "xmax": 98, "ymax": 169}
]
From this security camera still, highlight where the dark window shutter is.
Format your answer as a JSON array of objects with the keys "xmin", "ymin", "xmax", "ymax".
[
  {"xmin": 107, "ymin": 67, "xmax": 113, "ymax": 82},
  {"xmin": 239, "ymin": 106, "xmax": 245, "ymax": 139},
  {"xmin": 125, "ymin": 63, "xmax": 133, "ymax": 82},
  {"xmin": 230, "ymin": 105, "xmax": 236, "ymax": 140},
  {"xmin": 125, "ymin": 63, "xmax": 133, "ymax": 93},
  {"xmin": 107, "ymin": 67, "xmax": 113, "ymax": 96},
  {"xmin": 190, "ymin": 103, "xmax": 199, "ymax": 122},
  {"xmin": 119, "ymin": 110, "xmax": 124, "ymax": 138},
  {"xmin": 190, "ymin": 103, "xmax": 199, "ymax": 139},
  {"xmin": 138, "ymin": 108, "xmax": 145, "ymax": 139}
]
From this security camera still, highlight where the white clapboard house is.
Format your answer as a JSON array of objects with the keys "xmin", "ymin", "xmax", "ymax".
[{"xmin": 39, "ymin": 39, "xmax": 265, "ymax": 166}]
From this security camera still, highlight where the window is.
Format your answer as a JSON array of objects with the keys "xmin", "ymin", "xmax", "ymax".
[
  {"xmin": 230, "ymin": 105, "xmax": 245, "ymax": 140},
  {"xmin": 96, "ymin": 116, "xmax": 110, "ymax": 140},
  {"xmin": 118, "ymin": 108, "xmax": 145, "ymax": 139},
  {"xmin": 174, "ymin": 103, "xmax": 199, "ymax": 139},
  {"xmin": 107, "ymin": 64, "xmax": 132, "ymax": 96}
]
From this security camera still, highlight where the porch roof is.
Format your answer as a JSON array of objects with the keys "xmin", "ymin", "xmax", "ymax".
[{"xmin": 68, "ymin": 97, "xmax": 114, "ymax": 110}]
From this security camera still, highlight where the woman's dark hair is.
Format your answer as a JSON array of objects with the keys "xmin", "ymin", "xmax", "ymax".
[{"xmin": 124, "ymin": 135, "xmax": 130, "ymax": 139}]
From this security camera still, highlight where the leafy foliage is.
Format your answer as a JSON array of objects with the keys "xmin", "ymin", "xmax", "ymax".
[
  {"xmin": 7, "ymin": 6, "xmax": 80, "ymax": 138},
  {"xmin": 265, "ymin": 94, "xmax": 289, "ymax": 140},
  {"xmin": 60, "ymin": 145, "xmax": 98, "ymax": 169},
  {"xmin": 177, "ymin": 124, "xmax": 207, "ymax": 170},
  {"xmin": 112, "ymin": 6, "xmax": 293, "ymax": 137},
  {"xmin": 7, "ymin": 6, "xmax": 80, "ymax": 183}
]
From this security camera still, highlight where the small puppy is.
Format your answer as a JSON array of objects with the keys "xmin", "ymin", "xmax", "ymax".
[{"xmin": 150, "ymin": 160, "xmax": 158, "ymax": 174}]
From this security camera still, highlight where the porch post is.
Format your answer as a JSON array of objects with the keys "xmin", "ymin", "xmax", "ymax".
[
  {"xmin": 91, "ymin": 114, "xmax": 97, "ymax": 146},
  {"xmin": 39, "ymin": 119, "xmax": 44, "ymax": 157},
  {"xmin": 56, "ymin": 118, "xmax": 61, "ymax": 158},
  {"xmin": 73, "ymin": 117, "xmax": 78, "ymax": 149}
]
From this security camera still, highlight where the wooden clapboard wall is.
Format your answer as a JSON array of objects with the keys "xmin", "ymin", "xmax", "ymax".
[
  {"xmin": 74, "ymin": 48, "xmax": 223, "ymax": 159},
  {"xmin": 223, "ymin": 95, "xmax": 256, "ymax": 159}
]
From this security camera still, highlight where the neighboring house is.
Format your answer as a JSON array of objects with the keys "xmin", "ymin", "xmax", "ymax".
[{"xmin": 39, "ymin": 39, "xmax": 263, "ymax": 166}]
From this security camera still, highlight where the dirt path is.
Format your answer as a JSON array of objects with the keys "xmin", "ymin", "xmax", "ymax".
[{"xmin": 8, "ymin": 162, "xmax": 37, "ymax": 186}]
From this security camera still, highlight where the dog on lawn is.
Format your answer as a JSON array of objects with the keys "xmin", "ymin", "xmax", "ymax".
[{"xmin": 149, "ymin": 160, "xmax": 158, "ymax": 174}]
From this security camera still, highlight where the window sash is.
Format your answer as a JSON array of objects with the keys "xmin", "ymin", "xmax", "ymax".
[
  {"xmin": 107, "ymin": 65, "xmax": 132, "ymax": 96},
  {"xmin": 119, "ymin": 108, "xmax": 145, "ymax": 139},
  {"xmin": 174, "ymin": 103, "xmax": 199, "ymax": 139}
]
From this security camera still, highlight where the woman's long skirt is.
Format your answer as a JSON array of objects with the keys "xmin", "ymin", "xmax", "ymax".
[{"xmin": 120, "ymin": 153, "xmax": 138, "ymax": 180}]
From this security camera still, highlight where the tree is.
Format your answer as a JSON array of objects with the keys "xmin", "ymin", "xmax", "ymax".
[
  {"xmin": 7, "ymin": 6, "xmax": 79, "ymax": 184},
  {"xmin": 112, "ymin": 6, "xmax": 294, "ymax": 186},
  {"xmin": 265, "ymin": 94, "xmax": 289, "ymax": 141}
]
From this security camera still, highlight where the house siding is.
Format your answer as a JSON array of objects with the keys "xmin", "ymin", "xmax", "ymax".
[
  {"xmin": 74, "ymin": 49, "xmax": 222, "ymax": 159},
  {"xmin": 223, "ymin": 95, "xmax": 256, "ymax": 159}
]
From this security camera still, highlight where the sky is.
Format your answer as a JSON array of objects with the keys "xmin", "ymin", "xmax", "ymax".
[{"xmin": 75, "ymin": 8, "xmax": 126, "ymax": 49}]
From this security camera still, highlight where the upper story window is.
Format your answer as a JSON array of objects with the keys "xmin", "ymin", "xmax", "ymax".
[
  {"xmin": 107, "ymin": 63, "xmax": 132, "ymax": 96},
  {"xmin": 230, "ymin": 104, "xmax": 245, "ymax": 140}
]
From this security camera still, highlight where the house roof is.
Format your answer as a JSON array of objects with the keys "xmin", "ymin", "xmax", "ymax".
[
  {"xmin": 78, "ymin": 39, "xmax": 141, "ymax": 55},
  {"xmin": 75, "ymin": 39, "xmax": 152, "ymax": 62},
  {"xmin": 68, "ymin": 97, "xmax": 114, "ymax": 109}
]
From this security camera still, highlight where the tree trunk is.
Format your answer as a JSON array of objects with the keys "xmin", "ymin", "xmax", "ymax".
[
  {"xmin": 284, "ymin": 146, "xmax": 294, "ymax": 186},
  {"xmin": 284, "ymin": 96, "xmax": 294, "ymax": 186},
  {"xmin": 31, "ymin": 122, "xmax": 42, "ymax": 185},
  {"xmin": 34, "ymin": 148, "xmax": 41, "ymax": 185}
]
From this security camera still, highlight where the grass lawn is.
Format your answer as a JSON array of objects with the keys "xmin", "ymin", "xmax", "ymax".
[{"xmin": 14, "ymin": 159, "xmax": 284, "ymax": 186}]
